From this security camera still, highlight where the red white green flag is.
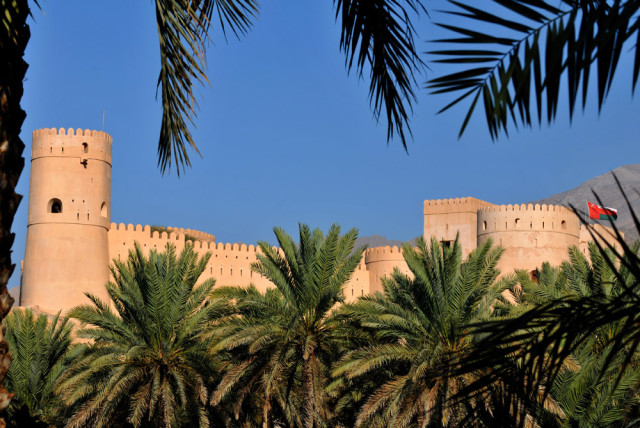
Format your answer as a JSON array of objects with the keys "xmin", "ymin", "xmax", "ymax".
[{"xmin": 587, "ymin": 201, "xmax": 618, "ymax": 221}]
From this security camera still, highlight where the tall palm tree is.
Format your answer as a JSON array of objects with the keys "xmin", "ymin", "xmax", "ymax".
[
  {"xmin": 428, "ymin": 0, "xmax": 640, "ymax": 138},
  {"xmin": 3, "ymin": 308, "xmax": 74, "ymax": 427},
  {"xmin": 331, "ymin": 235, "xmax": 522, "ymax": 427},
  {"xmin": 55, "ymin": 243, "xmax": 220, "ymax": 428},
  {"xmin": 0, "ymin": 1, "xmax": 30, "ymax": 421},
  {"xmin": 210, "ymin": 223, "xmax": 364, "ymax": 428}
]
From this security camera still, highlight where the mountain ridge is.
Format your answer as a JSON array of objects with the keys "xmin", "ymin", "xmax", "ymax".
[{"xmin": 530, "ymin": 164, "xmax": 640, "ymax": 242}]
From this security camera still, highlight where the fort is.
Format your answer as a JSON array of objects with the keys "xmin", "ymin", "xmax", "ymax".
[{"xmin": 18, "ymin": 129, "xmax": 621, "ymax": 314}]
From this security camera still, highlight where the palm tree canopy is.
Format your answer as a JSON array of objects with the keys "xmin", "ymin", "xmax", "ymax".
[
  {"xmin": 210, "ymin": 223, "xmax": 365, "ymax": 427},
  {"xmin": 428, "ymin": 0, "xmax": 640, "ymax": 138},
  {"xmin": 56, "ymin": 242, "xmax": 220, "ymax": 428},
  {"xmin": 332, "ymin": 235, "xmax": 517, "ymax": 427},
  {"xmin": 4, "ymin": 308, "xmax": 73, "ymax": 427},
  {"xmin": 513, "ymin": 244, "xmax": 640, "ymax": 426},
  {"xmin": 455, "ymin": 182, "xmax": 640, "ymax": 427}
]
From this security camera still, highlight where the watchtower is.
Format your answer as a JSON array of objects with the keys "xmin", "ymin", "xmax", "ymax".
[
  {"xmin": 21, "ymin": 128, "xmax": 112, "ymax": 313},
  {"xmin": 423, "ymin": 197, "xmax": 496, "ymax": 256}
]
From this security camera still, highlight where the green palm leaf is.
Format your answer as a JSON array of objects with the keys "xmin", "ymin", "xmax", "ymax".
[
  {"xmin": 211, "ymin": 223, "xmax": 364, "ymax": 427},
  {"xmin": 332, "ymin": 234, "xmax": 519, "ymax": 426},
  {"xmin": 4, "ymin": 308, "xmax": 73, "ymax": 427},
  {"xmin": 57, "ymin": 242, "xmax": 219, "ymax": 427}
]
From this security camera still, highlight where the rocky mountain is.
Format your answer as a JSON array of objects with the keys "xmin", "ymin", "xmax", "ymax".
[
  {"xmin": 530, "ymin": 164, "xmax": 640, "ymax": 242},
  {"xmin": 354, "ymin": 234, "xmax": 417, "ymax": 250}
]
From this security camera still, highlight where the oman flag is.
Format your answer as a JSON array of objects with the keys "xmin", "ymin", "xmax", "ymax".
[{"xmin": 587, "ymin": 202, "xmax": 618, "ymax": 221}]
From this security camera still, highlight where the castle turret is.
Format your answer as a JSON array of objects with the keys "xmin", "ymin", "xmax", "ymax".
[
  {"xmin": 423, "ymin": 197, "xmax": 496, "ymax": 256},
  {"xmin": 21, "ymin": 128, "xmax": 112, "ymax": 313},
  {"xmin": 477, "ymin": 204, "xmax": 581, "ymax": 274}
]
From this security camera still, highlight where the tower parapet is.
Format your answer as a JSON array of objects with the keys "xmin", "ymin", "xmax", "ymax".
[
  {"xmin": 31, "ymin": 128, "xmax": 112, "ymax": 166},
  {"xmin": 477, "ymin": 203, "xmax": 581, "ymax": 273}
]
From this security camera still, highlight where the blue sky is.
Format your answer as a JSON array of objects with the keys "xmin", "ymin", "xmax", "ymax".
[{"xmin": 11, "ymin": 1, "xmax": 640, "ymax": 288}]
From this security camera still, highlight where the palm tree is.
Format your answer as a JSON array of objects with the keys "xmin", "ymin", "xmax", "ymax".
[
  {"xmin": 0, "ymin": 1, "xmax": 30, "ymax": 419},
  {"xmin": 55, "ymin": 243, "xmax": 220, "ymax": 428},
  {"xmin": 210, "ymin": 223, "xmax": 364, "ymax": 428},
  {"xmin": 331, "ymin": 235, "xmax": 521, "ymax": 427},
  {"xmin": 3, "ymin": 308, "xmax": 74, "ymax": 427},
  {"xmin": 428, "ymin": 0, "xmax": 640, "ymax": 138}
]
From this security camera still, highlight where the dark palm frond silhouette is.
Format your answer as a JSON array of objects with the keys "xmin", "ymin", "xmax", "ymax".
[{"xmin": 428, "ymin": 0, "xmax": 640, "ymax": 138}]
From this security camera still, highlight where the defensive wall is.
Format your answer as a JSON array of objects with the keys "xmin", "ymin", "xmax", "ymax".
[
  {"xmin": 166, "ymin": 227, "xmax": 215, "ymax": 243},
  {"xmin": 579, "ymin": 223, "xmax": 624, "ymax": 255},
  {"xmin": 108, "ymin": 222, "xmax": 376, "ymax": 303},
  {"xmin": 19, "ymin": 128, "xmax": 624, "ymax": 315},
  {"xmin": 108, "ymin": 223, "xmax": 273, "ymax": 294}
]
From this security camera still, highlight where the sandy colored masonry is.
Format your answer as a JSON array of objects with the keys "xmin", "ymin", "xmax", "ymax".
[{"xmin": 19, "ymin": 129, "xmax": 621, "ymax": 314}]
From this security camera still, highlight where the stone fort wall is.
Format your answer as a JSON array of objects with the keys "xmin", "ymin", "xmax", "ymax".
[
  {"xmin": 19, "ymin": 128, "xmax": 623, "ymax": 314},
  {"xmin": 108, "ymin": 223, "xmax": 372, "ymax": 304}
]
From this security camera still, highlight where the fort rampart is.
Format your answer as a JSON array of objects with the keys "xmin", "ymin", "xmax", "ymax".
[
  {"xmin": 108, "ymin": 223, "xmax": 273, "ymax": 293},
  {"xmin": 19, "ymin": 128, "xmax": 622, "ymax": 314}
]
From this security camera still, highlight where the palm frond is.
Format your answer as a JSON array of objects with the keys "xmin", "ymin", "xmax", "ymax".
[
  {"xmin": 334, "ymin": 0, "xmax": 426, "ymax": 149},
  {"xmin": 429, "ymin": 0, "xmax": 640, "ymax": 138},
  {"xmin": 59, "ymin": 242, "xmax": 218, "ymax": 427},
  {"xmin": 154, "ymin": 0, "xmax": 258, "ymax": 175}
]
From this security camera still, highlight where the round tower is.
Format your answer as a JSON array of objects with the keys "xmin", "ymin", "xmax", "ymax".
[
  {"xmin": 364, "ymin": 246, "xmax": 410, "ymax": 294},
  {"xmin": 21, "ymin": 128, "xmax": 112, "ymax": 313},
  {"xmin": 477, "ymin": 204, "xmax": 581, "ymax": 274}
]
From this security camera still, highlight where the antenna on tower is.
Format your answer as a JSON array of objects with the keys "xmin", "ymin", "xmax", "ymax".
[{"xmin": 102, "ymin": 110, "xmax": 105, "ymax": 131}]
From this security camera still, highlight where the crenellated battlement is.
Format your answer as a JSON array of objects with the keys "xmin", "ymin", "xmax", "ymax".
[
  {"xmin": 477, "ymin": 202, "xmax": 581, "ymax": 237},
  {"xmin": 478, "ymin": 203, "xmax": 574, "ymax": 214},
  {"xmin": 33, "ymin": 127, "xmax": 113, "ymax": 142},
  {"xmin": 32, "ymin": 128, "xmax": 112, "ymax": 164},
  {"xmin": 108, "ymin": 223, "xmax": 264, "ymax": 254},
  {"xmin": 364, "ymin": 246, "xmax": 406, "ymax": 264},
  {"xmin": 364, "ymin": 245, "xmax": 403, "ymax": 256},
  {"xmin": 166, "ymin": 227, "xmax": 215, "ymax": 243},
  {"xmin": 424, "ymin": 197, "xmax": 496, "ymax": 214}
]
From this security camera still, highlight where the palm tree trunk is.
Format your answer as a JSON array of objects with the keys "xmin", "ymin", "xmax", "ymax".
[
  {"xmin": 0, "ymin": 0, "xmax": 29, "ymax": 423},
  {"xmin": 302, "ymin": 357, "xmax": 315, "ymax": 428}
]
